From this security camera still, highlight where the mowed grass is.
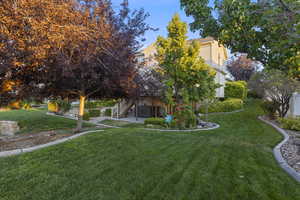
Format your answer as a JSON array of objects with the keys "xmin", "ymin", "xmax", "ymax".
[
  {"xmin": 0, "ymin": 108, "xmax": 92, "ymax": 134},
  {"xmin": 0, "ymin": 100, "xmax": 300, "ymax": 200}
]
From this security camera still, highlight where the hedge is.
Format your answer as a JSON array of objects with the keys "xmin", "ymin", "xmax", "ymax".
[
  {"xmin": 144, "ymin": 118, "xmax": 166, "ymax": 127},
  {"xmin": 278, "ymin": 117, "xmax": 300, "ymax": 131},
  {"xmin": 48, "ymin": 101, "xmax": 59, "ymax": 113},
  {"xmin": 83, "ymin": 112, "xmax": 90, "ymax": 121},
  {"xmin": 48, "ymin": 100, "xmax": 71, "ymax": 113},
  {"xmin": 199, "ymin": 98, "xmax": 243, "ymax": 113},
  {"xmin": 225, "ymin": 81, "xmax": 247, "ymax": 100},
  {"xmin": 89, "ymin": 109, "xmax": 101, "ymax": 117},
  {"xmin": 104, "ymin": 108, "xmax": 112, "ymax": 117}
]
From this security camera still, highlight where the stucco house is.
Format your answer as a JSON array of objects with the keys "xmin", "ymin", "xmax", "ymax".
[
  {"xmin": 143, "ymin": 37, "xmax": 228, "ymax": 98},
  {"xmin": 112, "ymin": 37, "xmax": 228, "ymax": 118}
]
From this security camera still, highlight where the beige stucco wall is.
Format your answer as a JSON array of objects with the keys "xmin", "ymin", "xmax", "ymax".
[{"xmin": 142, "ymin": 37, "xmax": 228, "ymax": 98}]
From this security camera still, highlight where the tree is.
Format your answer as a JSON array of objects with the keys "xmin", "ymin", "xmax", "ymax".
[
  {"xmin": 249, "ymin": 70, "xmax": 299, "ymax": 117},
  {"xmin": 0, "ymin": 0, "xmax": 152, "ymax": 131},
  {"xmin": 45, "ymin": 0, "xmax": 151, "ymax": 131},
  {"xmin": 155, "ymin": 14, "xmax": 218, "ymax": 128},
  {"xmin": 226, "ymin": 54, "xmax": 258, "ymax": 81},
  {"xmin": 180, "ymin": 0, "xmax": 300, "ymax": 77}
]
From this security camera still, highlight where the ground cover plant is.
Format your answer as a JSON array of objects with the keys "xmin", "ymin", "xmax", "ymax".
[{"xmin": 0, "ymin": 100, "xmax": 300, "ymax": 200}]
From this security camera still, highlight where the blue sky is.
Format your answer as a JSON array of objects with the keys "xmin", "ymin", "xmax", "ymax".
[{"xmin": 111, "ymin": 0, "xmax": 200, "ymax": 48}]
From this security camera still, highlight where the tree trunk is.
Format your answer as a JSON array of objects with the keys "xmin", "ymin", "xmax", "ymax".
[{"xmin": 76, "ymin": 95, "xmax": 86, "ymax": 132}]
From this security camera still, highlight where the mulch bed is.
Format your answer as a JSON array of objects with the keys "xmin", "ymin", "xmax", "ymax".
[{"xmin": 0, "ymin": 131, "xmax": 72, "ymax": 152}]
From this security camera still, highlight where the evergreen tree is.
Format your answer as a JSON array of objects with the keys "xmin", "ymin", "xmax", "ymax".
[{"xmin": 155, "ymin": 14, "xmax": 218, "ymax": 128}]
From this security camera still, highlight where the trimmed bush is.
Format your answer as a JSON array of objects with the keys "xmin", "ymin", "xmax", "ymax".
[
  {"xmin": 82, "ymin": 112, "xmax": 90, "ymax": 121},
  {"xmin": 144, "ymin": 118, "xmax": 166, "ymax": 127},
  {"xmin": 104, "ymin": 108, "xmax": 112, "ymax": 117},
  {"xmin": 89, "ymin": 109, "xmax": 101, "ymax": 117},
  {"xmin": 260, "ymin": 100, "xmax": 279, "ymax": 119},
  {"xmin": 225, "ymin": 81, "xmax": 247, "ymax": 100},
  {"xmin": 278, "ymin": 117, "xmax": 300, "ymax": 131},
  {"xmin": 48, "ymin": 101, "xmax": 59, "ymax": 113},
  {"xmin": 199, "ymin": 98, "xmax": 243, "ymax": 113}
]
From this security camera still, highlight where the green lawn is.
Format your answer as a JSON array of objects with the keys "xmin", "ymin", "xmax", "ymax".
[
  {"xmin": 0, "ymin": 109, "xmax": 92, "ymax": 134},
  {"xmin": 0, "ymin": 100, "xmax": 300, "ymax": 200}
]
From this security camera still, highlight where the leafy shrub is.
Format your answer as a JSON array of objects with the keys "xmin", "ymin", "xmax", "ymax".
[
  {"xmin": 199, "ymin": 98, "xmax": 243, "ymax": 113},
  {"xmin": 144, "ymin": 118, "xmax": 166, "ymax": 127},
  {"xmin": 48, "ymin": 101, "xmax": 59, "ymax": 113},
  {"xmin": 56, "ymin": 100, "xmax": 71, "ymax": 113},
  {"xmin": 225, "ymin": 81, "xmax": 247, "ymax": 100},
  {"xmin": 278, "ymin": 117, "xmax": 300, "ymax": 131},
  {"xmin": 104, "ymin": 108, "xmax": 112, "ymax": 116},
  {"xmin": 82, "ymin": 112, "xmax": 90, "ymax": 121},
  {"xmin": 260, "ymin": 100, "xmax": 279, "ymax": 119},
  {"xmin": 85, "ymin": 102, "xmax": 98, "ymax": 109},
  {"xmin": 8, "ymin": 101, "xmax": 21, "ymax": 109},
  {"xmin": 173, "ymin": 104, "xmax": 197, "ymax": 129},
  {"xmin": 248, "ymin": 89, "xmax": 263, "ymax": 99},
  {"xmin": 89, "ymin": 109, "xmax": 101, "ymax": 117}
]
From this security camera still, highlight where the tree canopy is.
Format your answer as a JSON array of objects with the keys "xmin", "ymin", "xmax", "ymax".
[
  {"xmin": 226, "ymin": 54, "xmax": 258, "ymax": 81},
  {"xmin": 0, "ymin": 0, "xmax": 152, "ymax": 130},
  {"xmin": 180, "ymin": 0, "xmax": 300, "ymax": 77}
]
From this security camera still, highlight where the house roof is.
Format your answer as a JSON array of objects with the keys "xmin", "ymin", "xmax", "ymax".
[{"xmin": 142, "ymin": 37, "xmax": 228, "ymax": 60}]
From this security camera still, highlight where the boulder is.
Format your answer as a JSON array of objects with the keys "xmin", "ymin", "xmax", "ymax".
[{"xmin": 0, "ymin": 121, "xmax": 20, "ymax": 136}]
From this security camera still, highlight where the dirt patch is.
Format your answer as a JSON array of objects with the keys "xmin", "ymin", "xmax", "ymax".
[{"xmin": 0, "ymin": 131, "xmax": 72, "ymax": 152}]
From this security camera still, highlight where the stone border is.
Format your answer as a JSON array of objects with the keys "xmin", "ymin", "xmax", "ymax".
[
  {"xmin": 199, "ymin": 109, "xmax": 244, "ymax": 116},
  {"xmin": 0, "ymin": 129, "xmax": 104, "ymax": 158},
  {"xmin": 258, "ymin": 116, "xmax": 300, "ymax": 183},
  {"xmin": 143, "ymin": 123, "xmax": 220, "ymax": 132}
]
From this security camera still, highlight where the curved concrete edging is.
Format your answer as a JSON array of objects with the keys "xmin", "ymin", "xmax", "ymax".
[
  {"xmin": 0, "ymin": 129, "xmax": 104, "ymax": 158},
  {"xmin": 143, "ymin": 123, "xmax": 220, "ymax": 132},
  {"xmin": 258, "ymin": 116, "xmax": 300, "ymax": 183}
]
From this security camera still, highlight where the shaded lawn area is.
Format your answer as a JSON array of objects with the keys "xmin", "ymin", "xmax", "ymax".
[
  {"xmin": 0, "ymin": 109, "xmax": 93, "ymax": 134},
  {"xmin": 0, "ymin": 100, "xmax": 300, "ymax": 200}
]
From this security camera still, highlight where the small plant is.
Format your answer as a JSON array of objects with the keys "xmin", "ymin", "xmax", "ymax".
[
  {"xmin": 278, "ymin": 117, "xmax": 300, "ymax": 131},
  {"xmin": 89, "ymin": 109, "xmax": 101, "ymax": 117}
]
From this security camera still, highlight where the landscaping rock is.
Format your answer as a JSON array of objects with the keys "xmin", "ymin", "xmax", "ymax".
[{"xmin": 0, "ymin": 121, "xmax": 20, "ymax": 136}]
